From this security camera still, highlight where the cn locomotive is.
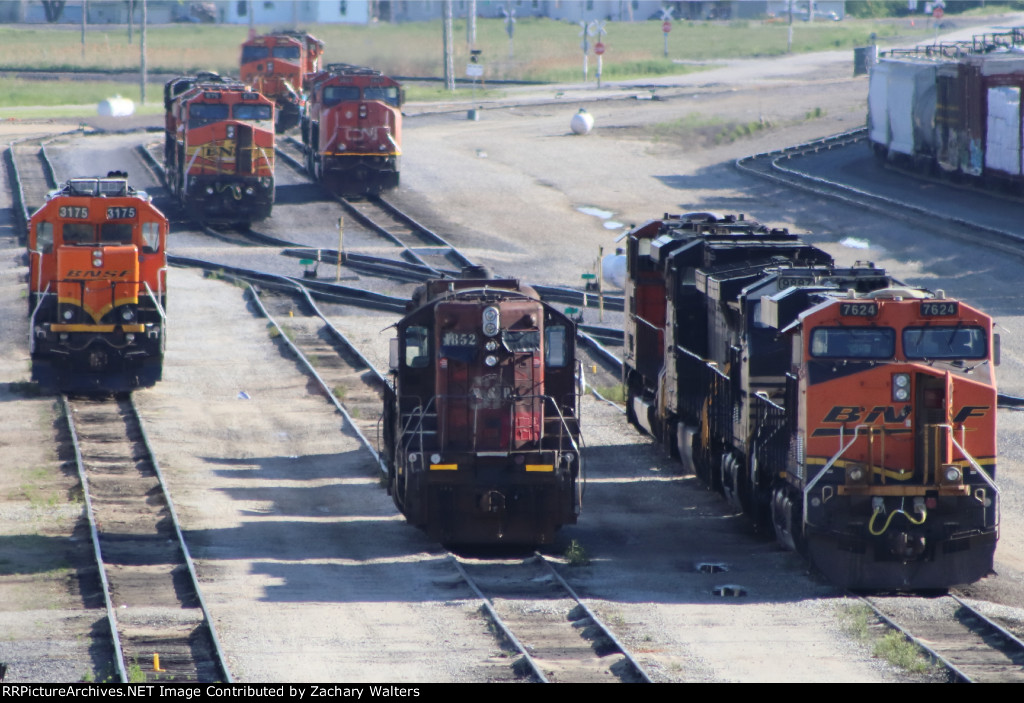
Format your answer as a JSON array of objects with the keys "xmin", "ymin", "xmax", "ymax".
[
  {"xmin": 381, "ymin": 267, "xmax": 583, "ymax": 545},
  {"xmin": 623, "ymin": 212, "xmax": 999, "ymax": 590},
  {"xmin": 240, "ymin": 30, "xmax": 324, "ymax": 133},
  {"xmin": 301, "ymin": 63, "xmax": 403, "ymax": 195},
  {"xmin": 163, "ymin": 72, "xmax": 276, "ymax": 224},
  {"xmin": 28, "ymin": 173, "xmax": 168, "ymax": 392},
  {"xmin": 869, "ymin": 27, "xmax": 1024, "ymax": 190}
]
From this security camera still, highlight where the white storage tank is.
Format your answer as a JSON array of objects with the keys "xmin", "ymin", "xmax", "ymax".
[{"xmin": 97, "ymin": 96, "xmax": 135, "ymax": 117}]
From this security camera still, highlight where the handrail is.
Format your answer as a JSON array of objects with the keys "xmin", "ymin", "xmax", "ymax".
[{"xmin": 28, "ymin": 282, "xmax": 51, "ymax": 354}]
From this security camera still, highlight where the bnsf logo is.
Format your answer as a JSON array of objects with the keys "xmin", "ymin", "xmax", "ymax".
[
  {"xmin": 65, "ymin": 270, "xmax": 131, "ymax": 278},
  {"xmin": 822, "ymin": 405, "xmax": 989, "ymax": 424}
]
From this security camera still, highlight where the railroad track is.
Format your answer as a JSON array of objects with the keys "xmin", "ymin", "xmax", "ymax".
[
  {"xmin": 243, "ymin": 273, "xmax": 391, "ymax": 475},
  {"xmin": 735, "ymin": 128, "xmax": 1024, "ymax": 262},
  {"xmin": 453, "ymin": 553, "xmax": 652, "ymax": 683},
  {"xmin": 863, "ymin": 593, "xmax": 1024, "ymax": 683},
  {"xmin": 235, "ymin": 274, "xmax": 641, "ymax": 682},
  {"xmin": 62, "ymin": 393, "xmax": 230, "ymax": 683}
]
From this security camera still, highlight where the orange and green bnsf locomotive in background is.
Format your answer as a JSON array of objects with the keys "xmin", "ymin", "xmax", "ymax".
[
  {"xmin": 301, "ymin": 63, "xmax": 403, "ymax": 195},
  {"xmin": 240, "ymin": 31, "xmax": 324, "ymax": 132},
  {"xmin": 164, "ymin": 74, "xmax": 275, "ymax": 224},
  {"xmin": 769, "ymin": 289, "xmax": 999, "ymax": 589},
  {"xmin": 28, "ymin": 175, "xmax": 168, "ymax": 392},
  {"xmin": 382, "ymin": 268, "xmax": 583, "ymax": 545}
]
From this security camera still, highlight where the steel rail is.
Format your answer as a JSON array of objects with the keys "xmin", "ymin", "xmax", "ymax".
[
  {"xmin": 536, "ymin": 552, "xmax": 653, "ymax": 683},
  {"xmin": 128, "ymin": 393, "xmax": 234, "ymax": 682},
  {"xmin": 858, "ymin": 593, "xmax": 1024, "ymax": 683},
  {"xmin": 449, "ymin": 556, "xmax": 550, "ymax": 683},
  {"xmin": 59, "ymin": 394, "xmax": 129, "ymax": 683},
  {"xmin": 243, "ymin": 276, "xmax": 388, "ymax": 476},
  {"xmin": 61, "ymin": 394, "xmax": 232, "ymax": 682}
]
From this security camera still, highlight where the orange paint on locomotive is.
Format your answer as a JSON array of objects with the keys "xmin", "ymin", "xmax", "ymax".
[
  {"xmin": 28, "ymin": 176, "xmax": 168, "ymax": 391},
  {"xmin": 240, "ymin": 32, "xmax": 323, "ymax": 100},
  {"xmin": 800, "ymin": 297, "xmax": 997, "ymax": 484}
]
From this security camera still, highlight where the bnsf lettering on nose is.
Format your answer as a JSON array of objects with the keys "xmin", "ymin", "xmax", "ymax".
[{"xmin": 66, "ymin": 270, "xmax": 131, "ymax": 278}]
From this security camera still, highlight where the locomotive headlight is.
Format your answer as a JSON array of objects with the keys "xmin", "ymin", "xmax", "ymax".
[
  {"xmin": 485, "ymin": 340, "xmax": 499, "ymax": 351},
  {"xmin": 430, "ymin": 453, "xmax": 441, "ymax": 464},
  {"xmin": 245, "ymin": 186, "xmax": 255, "ymax": 195},
  {"xmin": 122, "ymin": 309, "xmax": 134, "ymax": 321},
  {"xmin": 485, "ymin": 355, "xmax": 498, "ymax": 367},
  {"xmin": 206, "ymin": 186, "xmax": 215, "ymax": 195},
  {"xmin": 846, "ymin": 463, "xmax": 869, "ymax": 484},
  {"xmin": 125, "ymin": 333, "xmax": 135, "ymax": 343},
  {"xmin": 227, "ymin": 125, "xmax": 235, "ymax": 138},
  {"xmin": 63, "ymin": 310, "xmax": 73, "ymax": 320},
  {"xmin": 892, "ymin": 373, "xmax": 911, "ymax": 402},
  {"xmin": 942, "ymin": 465, "xmax": 963, "ymax": 484},
  {"xmin": 482, "ymin": 306, "xmax": 500, "ymax": 336},
  {"xmin": 379, "ymin": 144, "xmax": 386, "ymax": 151},
  {"xmin": 92, "ymin": 258, "xmax": 103, "ymax": 268}
]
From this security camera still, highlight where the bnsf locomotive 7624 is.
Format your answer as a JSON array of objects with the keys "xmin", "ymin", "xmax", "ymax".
[
  {"xmin": 240, "ymin": 30, "xmax": 324, "ymax": 133},
  {"xmin": 623, "ymin": 212, "xmax": 999, "ymax": 590},
  {"xmin": 28, "ymin": 174, "xmax": 168, "ymax": 392},
  {"xmin": 301, "ymin": 63, "xmax": 403, "ymax": 195},
  {"xmin": 164, "ymin": 73, "xmax": 276, "ymax": 224},
  {"xmin": 382, "ymin": 267, "xmax": 583, "ymax": 545}
]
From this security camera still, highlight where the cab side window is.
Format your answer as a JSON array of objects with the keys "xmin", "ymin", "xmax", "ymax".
[
  {"xmin": 142, "ymin": 222, "xmax": 161, "ymax": 253},
  {"xmin": 405, "ymin": 326, "xmax": 430, "ymax": 368},
  {"xmin": 545, "ymin": 325, "xmax": 567, "ymax": 367},
  {"xmin": 35, "ymin": 221, "xmax": 54, "ymax": 253}
]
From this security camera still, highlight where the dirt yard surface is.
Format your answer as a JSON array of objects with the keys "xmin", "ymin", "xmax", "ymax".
[{"xmin": 2, "ymin": 15, "xmax": 1024, "ymax": 683}]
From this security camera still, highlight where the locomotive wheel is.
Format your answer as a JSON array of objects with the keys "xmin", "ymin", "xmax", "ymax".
[
  {"xmin": 676, "ymin": 425, "xmax": 696, "ymax": 475},
  {"xmin": 721, "ymin": 451, "xmax": 744, "ymax": 512}
]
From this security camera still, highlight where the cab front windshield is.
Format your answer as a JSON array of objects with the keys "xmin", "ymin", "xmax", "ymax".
[
  {"xmin": 903, "ymin": 326, "xmax": 986, "ymax": 360},
  {"xmin": 810, "ymin": 327, "xmax": 895, "ymax": 359}
]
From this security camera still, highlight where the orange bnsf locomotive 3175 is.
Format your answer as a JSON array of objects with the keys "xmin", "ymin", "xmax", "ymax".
[
  {"xmin": 28, "ymin": 174, "xmax": 168, "ymax": 392},
  {"xmin": 240, "ymin": 30, "xmax": 324, "ymax": 132},
  {"xmin": 381, "ymin": 267, "xmax": 583, "ymax": 545},
  {"xmin": 301, "ymin": 63, "xmax": 403, "ymax": 195},
  {"xmin": 623, "ymin": 212, "xmax": 998, "ymax": 590},
  {"xmin": 164, "ymin": 73, "xmax": 275, "ymax": 224}
]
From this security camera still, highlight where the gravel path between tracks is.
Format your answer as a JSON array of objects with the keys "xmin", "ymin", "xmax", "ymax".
[{"xmin": 3, "ymin": 14, "xmax": 1024, "ymax": 683}]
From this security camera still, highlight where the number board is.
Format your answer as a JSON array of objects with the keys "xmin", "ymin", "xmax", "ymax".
[
  {"xmin": 778, "ymin": 276, "xmax": 814, "ymax": 289},
  {"xmin": 106, "ymin": 207, "xmax": 137, "ymax": 220},
  {"xmin": 920, "ymin": 301, "xmax": 958, "ymax": 317},
  {"xmin": 839, "ymin": 302, "xmax": 878, "ymax": 317},
  {"xmin": 442, "ymin": 332, "xmax": 477, "ymax": 346},
  {"xmin": 58, "ymin": 206, "xmax": 89, "ymax": 219}
]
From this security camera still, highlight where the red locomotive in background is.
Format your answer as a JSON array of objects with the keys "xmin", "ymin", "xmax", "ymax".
[
  {"xmin": 381, "ymin": 267, "xmax": 583, "ymax": 545},
  {"xmin": 28, "ymin": 173, "xmax": 168, "ymax": 392},
  {"xmin": 240, "ymin": 30, "xmax": 324, "ymax": 133},
  {"xmin": 164, "ymin": 72, "xmax": 276, "ymax": 224},
  {"xmin": 301, "ymin": 63, "xmax": 403, "ymax": 196}
]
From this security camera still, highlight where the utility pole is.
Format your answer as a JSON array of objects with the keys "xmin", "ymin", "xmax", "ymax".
[
  {"xmin": 467, "ymin": 0, "xmax": 476, "ymax": 49},
  {"xmin": 140, "ymin": 0, "xmax": 147, "ymax": 105},
  {"xmin": 81, "ymin": 0, "xmax": 87, "ymax": 60},
  {"xmin": 443, "ymin": 0, "xmax": 455, "ymax": 91}
]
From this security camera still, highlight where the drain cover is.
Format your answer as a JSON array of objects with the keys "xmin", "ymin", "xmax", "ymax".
[{"xmin": 712, "ymin": 584, "xmax": 748, "ymax": 597}]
